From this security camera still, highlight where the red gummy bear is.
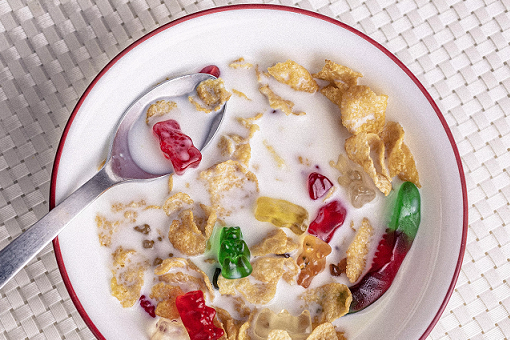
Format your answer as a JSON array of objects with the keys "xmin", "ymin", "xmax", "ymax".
[
  {"xmin": 175, "ymin": 290, "xmax": 224, "ymax": 340},
  {"xmin": 308, "ymin": 200, "xmax": 347, "ymax": 243},
  {"xmin": 308, "ymin": 172, "xmax": 333, "ymax": 200},
  {"xmin": 153, "ymin": 119, "xmax": 202, "ymax": 175}
]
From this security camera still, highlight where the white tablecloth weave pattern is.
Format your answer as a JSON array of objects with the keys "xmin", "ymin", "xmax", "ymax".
[{"xmin": 0, "ymin": 0, "xmax": 508, "ymax": 339}]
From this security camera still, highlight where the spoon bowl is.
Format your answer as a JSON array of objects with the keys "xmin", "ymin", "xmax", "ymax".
[{"xmin": 0, "ymin": 72, "xmax": 226, "ymax": 289}]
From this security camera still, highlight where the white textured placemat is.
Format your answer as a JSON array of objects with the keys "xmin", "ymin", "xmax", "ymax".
[{"xmin": 0, "ymin": 0, "xmax": 508, "ymax": 339}]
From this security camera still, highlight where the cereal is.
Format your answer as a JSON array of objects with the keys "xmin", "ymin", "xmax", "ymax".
[
  {"xmin": 167, "ymin": 204, "xmax": 217, "ymax": 256},
  {"xmin": 217, "ymin": 256, "xmax": 299, "ymax": 305},
  {"xmin": 149, "ymin": 282, "xmax": 183, "ymax": 319},
  {"xmin": 301, "ymin": 283, "xmax": 352, "ymax": 323},
  {"xmin": 200, "ymin": 160, "xmax": 259, "ymax": 217},
  {"xmin": 162, "ymin": 192, "xmax": 194, "ymax": 216},
  {"xmin": 110, "ymin": 247, "xmax": 148, "ymax": 308},
  {"xmin": 232, "ymin": 89, "xmax": 251, "ymax": 100},
  {"xmin": 251, "ymin": 229, "xmax": 299, "ymax": 256},
  {"xmin": 381, "ymin": 121, "xmax": 421, "ymax": 187},
  {"xmin": 313, "ymin": 59, "xmax": 362, "ymax": 91},
  {"xmin": 229, "ymin": 57, "xmax": 253, "ymax": 69},
  {"xmin": 155, "ymin": 257, "xmax": 215, "ymax": 300},
  {"xmin": 145, "ymin": 99, "xmax": 177, "ymax": 124},
  {"xmin": 267, "ymin": 60, "xmax": 318, "ymax": 93},
  {"xmin": 189, "ymin": 78, "xmax": 231, "ymax": 113},
  {"xmin": 259, "ymin": 84, "xmax": 305, "ymax": 116},
  {"xmin": 340, "ymin": 85, "xmax": 387, "ymax": 135},
  {"xmin": 344, "ymin": 132, "xmax": 392, "ymax": 195},
  {"xmin": 307, "ymin": 322, "xmax": 346, "ymax": 340},
  {"xmin": 346, "ymin": 218, "xmax": 374, "ymax": 283},
  {"xmin": 263, "ymin": 140, "xmax": 286, "ymax": 168}
]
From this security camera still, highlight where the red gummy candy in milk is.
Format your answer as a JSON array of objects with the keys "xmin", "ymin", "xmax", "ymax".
[
  {"xmin": 308, "ymin": 200, "xmax": 347, "ymax": 243},
  {"xmin": 199, "ymin": 65, "xmax": 220, "ymax": 78},
  {"xmin": 153, "ymin": 119, "xmax": 202, "ymax": 175}
]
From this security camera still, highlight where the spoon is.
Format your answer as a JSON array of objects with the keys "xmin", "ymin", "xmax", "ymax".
[{"xmin": 0, "ymin": 72, "xmax": 225, "ymax": 290}]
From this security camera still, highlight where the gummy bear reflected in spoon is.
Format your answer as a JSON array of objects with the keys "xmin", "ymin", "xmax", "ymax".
[{"xmin": 0, "ymin": 70, "xmax": 227, "ymax": 290}]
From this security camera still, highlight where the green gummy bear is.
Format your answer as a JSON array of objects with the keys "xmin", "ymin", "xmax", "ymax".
[{"xmin": 218, "ymin": 227, "xmax": 253, "ymax": 279}]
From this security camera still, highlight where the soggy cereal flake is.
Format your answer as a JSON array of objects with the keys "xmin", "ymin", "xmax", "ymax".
[
  {"xmin": 214, "ymin": 307, "xmax": 241, "ymax": 340},
  {"xmin": 167, "ymin": 175, "xmax": 173, "ymax": 193},
  {"xmin": 320, "ymin": 85, "xmax": 344, "ymax": 107},
  {"xmin": 263, "ymin": 140, "xmax": 286, "ymax": 168},
  {"xmin": 146, "ymin": 100, "xmax": 177, "ymax": 124},
  {"xmin": 301, "ymin": 283, "xmax": 352, "ymax": 323},
  {"xmin": 217, "ymin": 256, "xmax": 299, "ymax": 305},
  {"xmin": 340, "ymin": 85, "xmax": 387, "ymax": 135},
  {"xmin": 259, "ymin": 84, "xmax": 305, "ymax": 116},
  {"xmin": 251, "ymin": 229, "xmax": 299, "ymax": 256},
  {"xmin": 307, "ymin": 323, "xmax": 345, "ymax": 340},
  {"xmin": 168, "ymin": 204, "xmax": 217, "ymax": 256},
  {"xmin": 200, "ymin": 160, "xmax": 259, "ymax": 217},
  {"xmin": 111, "ymin": 199, "xmax": 147, "ymax": 213},
  {"xmin": 150, "ymin": 283, "xmax": 183, "ymax": 319},
  {"xmin": 344, "ymin": 132, "xmax": 392, "ymax": 195},
  {"xmin": 96, "ymin": 215, "xmax": 121, "ymax": 247},
  {"xmin": 237, "ymin": 113, "xmax": 263, "ymax": 139},
  {"xmin": 155, "ymin": 257, "xmax": 215, "ymax": 300},
  {"xmin": 162, "ymin": 192, "xmax": 194, "ymax": 216},
  {"xmin": 229, "ymin": 57, "xmax": 253, "ymax": 69},
  {"xmin": 232, "ymin": 89, "xmax": 251, "ymax": 100},
  {"xmin": 218, "ymin": 134, "xmax": 252, "ymax": 166},
  {"xmin": 110, "ymin": 247, "xmax": 148, "ymax": 308},
  {"xmin": 313, "ymin": 60, "xmax": 362, "ymax": 91},
  {"xmin": 381, "ymin": 121, "xmax": 421, "ymax": 187},
  {"xmin": 346, "ymin": 218, "xmax": 374, "ymax": 283},
  {"xmin": 190, "ymin": 78, "xmax": 231, "ymax": 113},
  {"xmin": 267, "ymin": 60, "xmax": 318, "ymax": 93}
]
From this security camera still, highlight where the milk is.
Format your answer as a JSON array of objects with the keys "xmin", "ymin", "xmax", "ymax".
[{"xmin": 98, "ymin": 59, "xmax": 391, "ymax": 338}]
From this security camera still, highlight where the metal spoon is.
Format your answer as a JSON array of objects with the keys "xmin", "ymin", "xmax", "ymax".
[{"xmin": 0, "ymin": 72, "xmax": 225, "ymax": 289}]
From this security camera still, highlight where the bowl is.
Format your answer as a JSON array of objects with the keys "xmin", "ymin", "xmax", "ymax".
[{"xmin": 51, "ymin": 5, "xmax": 467, "ymax": 340}]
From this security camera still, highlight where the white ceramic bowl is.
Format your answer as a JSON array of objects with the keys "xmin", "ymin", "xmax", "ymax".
[{"xmin": 51, "ymin": 5, "xmax": 467, "ymax": 340}]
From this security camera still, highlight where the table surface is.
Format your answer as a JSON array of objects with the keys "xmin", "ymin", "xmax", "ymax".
[{"xmin": 0, "ymin": 0, "xmax": 508, "ymax": 339}]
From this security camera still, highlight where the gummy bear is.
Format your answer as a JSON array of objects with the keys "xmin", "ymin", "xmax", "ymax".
[
  {"xmin": 297, "ymin": 235, "xmax": 332, "ymax": 288},
  {"xmin": 349, "ymin": 182, "xmax": 420, "ymax": 313},
  {"xmin": 153, "ymin": 119, "xmax": 202, "ymax": 175},
  {"xmin": 175, "ymin": 290, "xmax": 224, "ymax": 340},
  {"xmin": 307, "ymin": 200, "xmax": 347, "ymax": 243},
  {"xmin": 308, "ymin": 172, "xmax": 333, "ymax": 200},
  {"xmin": 218, "ymin": 227, "xmax": 253, "ymax": 279},
  {"xmin": 199, "ymin": 65, "xmax": 220, "ymax": 78},
  {"xmin": 255, "ymin": 196, "xmax": 308, "ymax": 235},
  {"xmin": 252, "ymin": 309, "xmax": 312, "ymax": 340}
]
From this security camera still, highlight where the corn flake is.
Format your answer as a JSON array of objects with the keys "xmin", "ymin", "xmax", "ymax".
[
  {"xmin": 155, "ymin": 257, "xmax": 215, "ymax": 300},
  {"xmin": 162, "ymin": 192, "xmax": 194, "ymax": 216},
  {"xmin": 346, "ymin": 218, "xmax": 374, "ymax": 283},
  {"xmin": 313, "ymin": 59, "xmax": 362, "ymax": 90},
  {"xmin": 150, "ymin": 282, "xmax": 183, "ymax": 319},
  {"xmin": 251, "ymin": 229, "xmax": 299, "ymax": 256},
  {"xmin": 189, "ymin": 78, "xmax": 231, "ymax": 113},
  {"xmin": 167, "ymin": 204, "xmax": 217, "ymax": 256},
  {"xmin": 218, "ymin": 256, "xmax": 299, "ymax": 305},
  {"xmin": 145, "ymin": 100, "xmax": 177, "ymax": 124},
  {"xmin": 267, "ymin": 60, "xmax": 318, "ymax": 93},
  {"xmin": 307, "ymin": 323, "xmax": 345, "ymax": 340},
  {"xmin": 229, "ymin": 57, "xmax": 253, "ymax": 69},
  {"xmin": 110, "ymin": 247, "xmax": 148, "ymax": 308},
  {"xmin": 300, "ymin": 283, "xmax": 352, "ymax": 324},
  {"xmin": 344, "ymin": 132, "xmax": 392, "ymax": 195},
  {"xmin": 340, "ymin": 85, "xmax": 387, "ymax": 135},
  {"xmin": 259, "ymin": 84, "xmax": 305, "ymax": 116},
  {"xmin": 200, "ymin": 160, "xmax": 259, "ymax": 217},
  {"xmin": 381, "ymin": 121, "xmax": 421, "ymax": 187}
]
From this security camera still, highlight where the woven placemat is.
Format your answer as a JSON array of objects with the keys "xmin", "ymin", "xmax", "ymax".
[{"xmin": 0, "ymin": 0, "xmax": 509, "ymax": 339}]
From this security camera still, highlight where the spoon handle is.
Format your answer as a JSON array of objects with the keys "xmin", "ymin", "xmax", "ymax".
[{"xmin": 0, "ymin": 168, "xmax": 118, "ymax": 290}]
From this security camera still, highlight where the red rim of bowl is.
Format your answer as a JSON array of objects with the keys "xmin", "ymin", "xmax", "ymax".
[{"xmin": 50, "ymin": 4, "xmax": 468, "ymax": 340}]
